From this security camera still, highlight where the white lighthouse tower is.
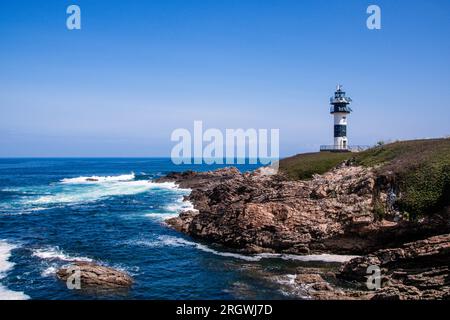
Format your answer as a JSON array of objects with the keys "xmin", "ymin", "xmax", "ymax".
[{"xmin": 329, "ymin": 85, "xmax": 352, "ymax": 150}]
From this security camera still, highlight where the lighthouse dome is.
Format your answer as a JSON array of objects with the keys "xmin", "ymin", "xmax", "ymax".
[{"xmin": 330, "ymin": 85, "xmax": 352, "ymax": 114}]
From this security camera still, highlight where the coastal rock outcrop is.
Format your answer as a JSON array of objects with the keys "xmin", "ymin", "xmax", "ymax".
[
  {"xmin": 157, "ymin": 160, "xmax": 450, "ymax": 299},
  {"xmin": 160, "ymin": 165, "xmax": 440, "ymax": 254},
  {"xmin": 56, "ymin": 262, "xmax": 133, "ymax": 289},
  {"xmin": 162, "ymin": 165, "xmax": 376, "ymax": 254},
  {"xmin": 338, "ymin": 233, "xmax": 450, "ymax": 300},
  {"xmin": 274, "ymin": 234, "xmax": 450, "ymax": 300}
]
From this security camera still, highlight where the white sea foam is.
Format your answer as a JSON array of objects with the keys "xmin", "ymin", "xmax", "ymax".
[
  {"xmin": 130, "ymin": 235, "xmax": 358, "ymax": 263},
  {"xmin": 165, "ymin": 197, "xmax": 197, "ymax": 213},
  {"xmin": 41, "ymin": 266, "xmax": 58, "ymax": 277},
  {"xmin": 275, "ymin": 274, "xmax": 297, "ymax": 286},
  {"xmin": 0, "ymin": 285, "xmax": 30, "ymax": 300},
  {"xmin": 130, "ymin": 235, "xmax": 252, "ymax": 267},
  {"xmin": 60, "ymin": 173, "xmax": 135, "ymax": 184},
  {"xmin": 128, "ymin": 236, "xmax": 357, "ymax": 263},
  {"xmin": 255, "ymin": 253, "xmax": 359, "ymax": 263},
  {"xmin": 145, "ymin": 213, "xmax": 179, "ymax": 221},
  {"xmin": 0, "ymin": 241, "xmax": 16, "ymax": 277},
  {"xmin": 29, "ymin": 207, "xmax": 47, "ymax": 212},
  {"xmin": 274, "ymin": 274, "xmax": 311, "ymax": 299},
  {"xmin": 32, "ymin": 246, "xmax": 93, "ymax": 262},
  {"xmin": 33, "ymin": 247, "xmax": 136, "ymax": 277},
  {"xmin": 27, "ymin": 180, "xmax": 180, "ymax": 206},
  {"xmin": 133, "ymin": 235, "xmax": 261, "ymax": 261},
  {"xmin": 0, "ymin": 241, "xmax": 30, "ymax": 300},
  {"xmin": 150, "ymin": 182, "xmax": 183, "ymax": 190},
  {"xmin": 129, "ymin": 236, "xmax": 193, "ymax": 249},
  {"xmin": 17, "ymin": 171, "xmax": 186, "ymax": 207},
  {"xmin": 33, "ymin": 246, "xmax": 93, "ymax": 278}
]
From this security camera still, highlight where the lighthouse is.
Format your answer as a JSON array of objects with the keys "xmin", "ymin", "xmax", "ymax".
[{"xmin": 329, "ymin": 85, "xmax": 352, "ymax": 150}]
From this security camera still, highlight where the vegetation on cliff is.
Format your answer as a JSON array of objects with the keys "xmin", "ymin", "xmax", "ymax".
[
  {"xmin": 280, "ymin": 138, "xmax": 450, "ymax": 218},
  {"xmin": 279, "ymin": 152, "xmax": 352, "ymax": 180}
]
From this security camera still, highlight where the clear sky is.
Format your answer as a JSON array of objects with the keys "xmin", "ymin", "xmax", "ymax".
[{"xmin": 1, "ymin": 0, "xmax": 449, "ymax": 157}]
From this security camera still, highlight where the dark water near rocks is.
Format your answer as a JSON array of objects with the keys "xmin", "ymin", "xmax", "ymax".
[{"xmin": 0, "ymin": 158, "xmax": 348, "ymax": 300}]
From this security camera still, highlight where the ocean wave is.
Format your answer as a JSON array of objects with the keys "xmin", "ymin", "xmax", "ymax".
[
  {"xmin": 130, "ymin": 235, "xmax": 358, "ymax": 263},
  {"xmin": 60, "ymin": 173, "xmax": 135, "ymax": 184},
  {"xmin": 41, "ymin": 266, "xmax": 58, "ymax": 277},
  {"xmin": 0, "ymin": 285, "xmax": 30, "ymax": 300},
  {"xmin": 33, "ymin": 246, "xmax": 93, "ymax": 278},
  {"xmin": 29, "ymin": 207, "xmax": 48, "ymax": 212},
  {"xmin": 32, "ymin": 246, "xmax": 138, "ymax": 277},
  {"xmin": 0, "ymin": 206, "xmax": 50, "ymax": 217},
  {"xmin": 32, "ymin": 246, "xmax": 93, "ymax": 262},
  {"xmin": 0, "ymin": 241, "xmax": 30, "ymax": 300},
  {"xmin": 127, "ymin": 236, "xmax": 193, "ymax": 249},
  {"xmin": 26, "ymin": 180, "xmax": 180, "ymax": 206},
  {"xmin": 149, "ymin": 182, "xmax": 184, "ymax": 190},
  {"xmin": 164, "ymin": 197, "xmax": 197, "ymax": 213},
  {"xmin": 10, "ymin": 172, "xmax": 188, "ymax": 208},
  {"xmin": 0, "ymin": 241, "xmax": 16, "ymax": 277},
  {"xmin": 145, "ymin": 213, "xmax": 179, "ymax": 221},
  {"xmin": 273, "ymin": 274, "xmax": 311, "ymax": 299}
]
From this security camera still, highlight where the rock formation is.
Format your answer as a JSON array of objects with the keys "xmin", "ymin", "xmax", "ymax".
[
  {"xmin": 159, "ymin": 165, "xmax": 448, "ymax": 255},
  {"xmin": 338, "ymin": 233, "xmax": 450, "ymax": 300},
  {"xmin": 57, "ymin": 262, "xmax": 133, "ymax": 289},
  {"xmin": 157, "ymin": 163, "xmax": 450, "ymax": 299}
]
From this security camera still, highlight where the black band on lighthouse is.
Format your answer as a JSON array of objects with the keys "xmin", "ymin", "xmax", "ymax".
[{"xmin": 334, "ymin": 125, "xmax": 347, "ymax": 137}]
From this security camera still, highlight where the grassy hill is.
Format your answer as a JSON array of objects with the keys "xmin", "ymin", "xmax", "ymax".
[{"xmin": 279, "ymin": 138, "xmax": 450, "ymax": 218}]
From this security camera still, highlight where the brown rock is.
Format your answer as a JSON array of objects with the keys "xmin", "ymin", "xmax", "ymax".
[
  {"xmin": 339, "ymin": 234, "xmax": 450, "ymax": 300},
  {"xmin": 159, "ymin": 166, "xmax": 404, "ymax": 254},
  {"xmin": 57, "ymin": 262, "xmax": 133, "ymax": 289}
]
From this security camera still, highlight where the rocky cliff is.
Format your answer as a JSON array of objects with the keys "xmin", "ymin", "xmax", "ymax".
[
  {"xmin": 156, "ymin": 142, "xmax": 450, "ymax": 299},
  {"xmin": 159, "ymin": 164, "xmax": 449, "ymax": 256}
]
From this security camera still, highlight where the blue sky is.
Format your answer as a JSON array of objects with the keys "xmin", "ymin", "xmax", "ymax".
[{"xmin": 1, "ymin": 0, "xmax": 449, "ymax": 157}]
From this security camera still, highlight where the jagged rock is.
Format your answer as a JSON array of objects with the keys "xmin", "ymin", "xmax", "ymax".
[
  {"xmin": 293, "ymin": 271, "xmax": 375, "ymax": 300},
  {"xmin": 57, "ymin": 262, "xmax": 133, "ymax": 289},
  {"xmin": 338, "ymin": 234, "xmax": 450, "ymax": 300},
  {"xmin": 296, "ymin": 274, "xmax": 333, "ymax": 291},
  {"xmin": 159, "ymin": 166, "xmax": 414, "ymax": 254}
]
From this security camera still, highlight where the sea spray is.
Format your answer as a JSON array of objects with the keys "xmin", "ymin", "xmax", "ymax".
[{"xmin": 0, "ymin": 241, "xmax": 30, "ymax": 300}]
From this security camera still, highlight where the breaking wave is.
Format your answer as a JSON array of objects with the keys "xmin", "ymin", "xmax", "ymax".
[
  {"xmin": 164, "ymin": 197, "xmax": 197, "ymax": 213},
  {"xmin": 32, "ymin": 246, "xmax": 138, "ymax": 278},
  {"xmin": 0, "ymin": 241, "xmax": 30, "ymax": 300},
  {"xmin": 25, "ymin": 173, "xmax": 182, "ymax": 206},
  {"xmin": 145, "ymin": 213, "xmax": 179, "ymax": 221},
  {"xmin": 32, "ymin": 246, "xmax": 94, "ymax": 278},
  {"xmin": 60, "ymin": 173, "xmax": 136, "ymax": 184},
  {"xmin": 273, "ymin": 274, "xmax": 311, "ymax": 299},
  {"xmin": 32, "ymin": 246, "xmax": 93, "ymax": 262}
]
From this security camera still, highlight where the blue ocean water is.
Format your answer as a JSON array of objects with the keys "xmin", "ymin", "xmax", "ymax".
[{"xmin": 0, "ymin": 158, "xmax": 345, "ymax": 300}]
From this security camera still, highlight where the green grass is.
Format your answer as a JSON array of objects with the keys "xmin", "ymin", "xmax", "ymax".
[
  {"xmin": 279, "ymin": 152, "xmax": 352, "ymax": 180},
  {"xmin": 279, "ymin": 138, "xmax": 450, "ymax": 217}
]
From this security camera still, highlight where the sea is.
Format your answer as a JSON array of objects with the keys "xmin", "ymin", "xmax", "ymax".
[{"xmin": 0, "ymin": 158, "xmax": 354, "ymax": 300}]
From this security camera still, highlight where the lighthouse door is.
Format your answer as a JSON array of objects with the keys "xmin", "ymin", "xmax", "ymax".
[{"xmin": 343, "ymin": 140, "xmax": 347, "ymax": 149}]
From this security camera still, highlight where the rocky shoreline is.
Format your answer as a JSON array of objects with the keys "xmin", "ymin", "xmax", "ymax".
[{"xmin": 157, "ymin": 164, "xmax": 450, "ymax": 300}]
